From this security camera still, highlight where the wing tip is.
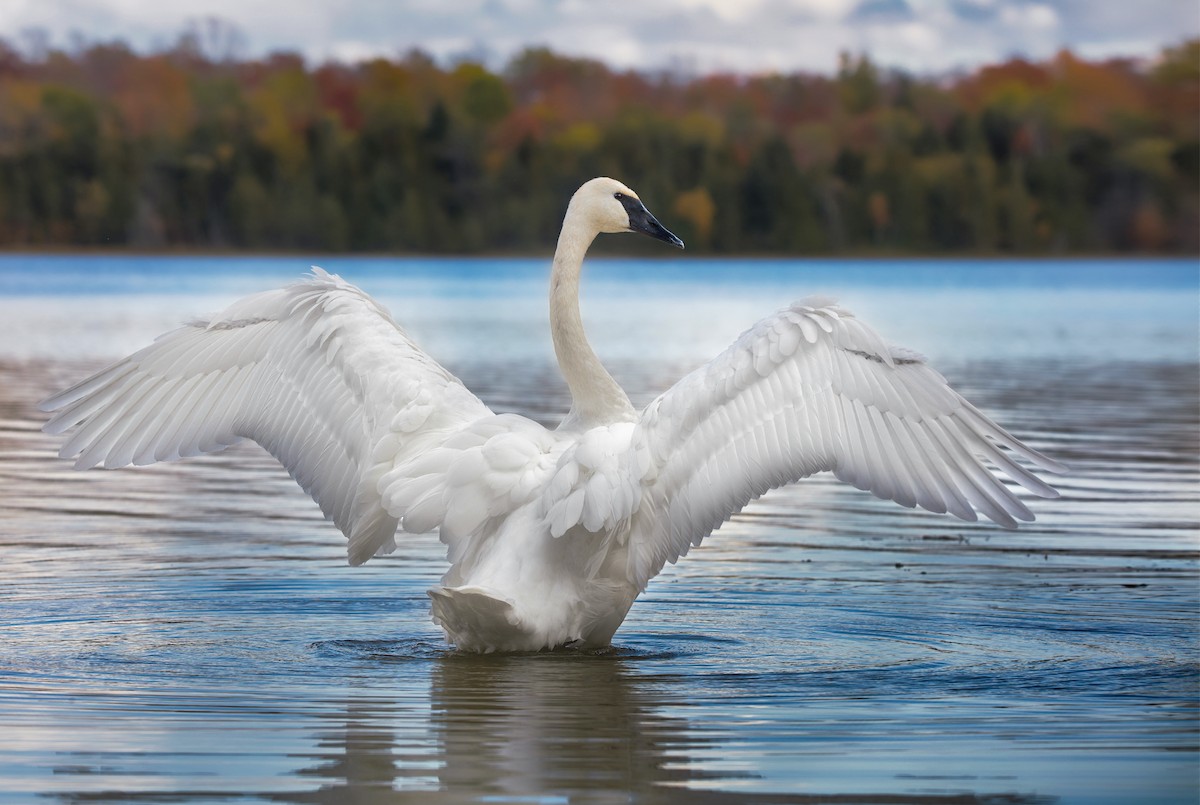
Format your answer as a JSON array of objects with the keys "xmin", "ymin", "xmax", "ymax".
[
  {"xmin": 307, "ymin": 265, "xmax": 338, "ymax": 283},
  {"xmin": 1041, "ymin": 457, "xmax": 1069, "ymax": 475}
]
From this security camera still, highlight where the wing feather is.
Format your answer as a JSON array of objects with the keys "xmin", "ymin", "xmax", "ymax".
[
  {"xmin": 626, "ymin": 299, "xmax": 1064, "ymax": 588},
  {"xmin": 41, "ymin": 268, "xmax": 492, "ymax": 563}
]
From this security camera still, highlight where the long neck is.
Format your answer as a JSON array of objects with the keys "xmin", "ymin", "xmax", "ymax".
[{"xmin": 550, "ymin": 216, "xmax": 635, "ymax": 429}]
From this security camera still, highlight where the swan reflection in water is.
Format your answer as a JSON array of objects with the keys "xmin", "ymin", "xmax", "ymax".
[
  {"xmin": 287, "ymin": 650, "xmax": 709, "ymax": 803},
  {"xmin": 284, "ymin": 647, "xmax": 1055, "ymax": 805}
]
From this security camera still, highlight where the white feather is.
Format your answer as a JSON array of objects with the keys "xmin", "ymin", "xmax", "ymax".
[
  {"xmin": 42, "ymin": 267, "xmax": 491, "ymax": 565},
  {"xmin": 624, "ymin": 300, "xmax": 1065, "ymax": 589},
  {"xmin": 41, "ymin": 178, "xmax": 1064, "ymax": 654}
]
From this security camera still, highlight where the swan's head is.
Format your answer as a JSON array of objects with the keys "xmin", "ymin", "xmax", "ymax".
[{"xmin": 568, "ymin": 177, "xmax": 685, "ymax": 249}]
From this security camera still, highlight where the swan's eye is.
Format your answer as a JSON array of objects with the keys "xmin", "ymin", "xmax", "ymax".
[{"xmin": 614, "ymin": 192, "xmax": 625, "ymax": 200}]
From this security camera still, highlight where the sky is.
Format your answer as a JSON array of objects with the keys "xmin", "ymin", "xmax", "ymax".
[{"xmin": 1, "ymin": 0, "xmax": 1197, "ymax": 75}]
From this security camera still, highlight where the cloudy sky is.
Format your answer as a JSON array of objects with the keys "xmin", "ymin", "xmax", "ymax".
[{"xmin": 1, "ymin": 0, "xmax": 1196, "ymax": 74}]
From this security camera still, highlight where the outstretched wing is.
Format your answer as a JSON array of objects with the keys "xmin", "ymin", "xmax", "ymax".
[
  {"xmin": 40, "ymin": 268, "xmax": 491, "ymax": 564},
  {"xmin": 626, "ymin": 298, "xmax": 1065, "ymax": 589}
]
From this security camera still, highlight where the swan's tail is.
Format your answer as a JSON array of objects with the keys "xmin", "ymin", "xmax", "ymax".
[{"xmin": 428, "ymin": 586, "xmax": 534, "ymax": 653}]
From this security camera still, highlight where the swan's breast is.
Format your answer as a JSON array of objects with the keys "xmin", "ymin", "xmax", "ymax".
[
  {"xmin": 538, "ymin": 422, "xmax": 646, "ymax": 540},
  {"xmin": 378, "ymin": 413, "xmax": 563, "ymax": 541}
]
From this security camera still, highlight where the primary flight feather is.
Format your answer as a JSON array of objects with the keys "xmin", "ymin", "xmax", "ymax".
[{"xmin": 41, "ymin": 177, "xmax": 1064, "ymax": 652}]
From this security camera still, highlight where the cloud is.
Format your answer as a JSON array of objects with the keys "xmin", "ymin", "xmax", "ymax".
[
  {"xmin": 999, "ymin": 3, "xmax": 1059, "ymax": 32},
  {"xmin": 0, "ymin": 0, "xmax": 1194, "ymax": 74}
]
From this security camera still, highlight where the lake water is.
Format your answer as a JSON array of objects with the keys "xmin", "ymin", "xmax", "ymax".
[{"xmin": 0, "ymin": 255, "xmax": 1196, "ymax": 804}]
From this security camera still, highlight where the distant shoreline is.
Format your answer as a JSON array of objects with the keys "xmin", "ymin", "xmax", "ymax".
[{"xmin": 0, "ymin": 246, "xmax": 1193, "ymax": 261}]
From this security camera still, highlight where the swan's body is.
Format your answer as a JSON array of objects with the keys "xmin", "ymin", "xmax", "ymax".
[{"xmin": 40, "ymin": 178, "xmax": 1063, "ymax": 652}]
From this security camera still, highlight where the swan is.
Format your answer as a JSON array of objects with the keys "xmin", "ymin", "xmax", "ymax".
[{"xmin": 39, "ymin": 177, "xmax": 1064, "ymax": 653}]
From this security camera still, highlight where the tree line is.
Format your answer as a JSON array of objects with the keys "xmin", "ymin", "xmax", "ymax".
[{"xmin": 0, "ymin": 33, "xmax": 1196, "ymax": 254}]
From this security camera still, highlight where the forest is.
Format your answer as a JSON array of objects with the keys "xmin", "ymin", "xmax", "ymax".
[{"xmin": 0, "ymin": 31, "xmax": 1196, "ymax": 255}]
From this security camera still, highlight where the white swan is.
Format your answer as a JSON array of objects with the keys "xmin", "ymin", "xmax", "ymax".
[{"xmin": 40, "ymin": 177, "xmax": 1064, "ymax": 652}]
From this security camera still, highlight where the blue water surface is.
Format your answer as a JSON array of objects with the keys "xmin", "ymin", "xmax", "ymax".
[
  {"xmin": 0, "ymin": 254, "xmax": 1194, "ymax": 296},
  {"xmin": 0, "ymin": 254, "xmax": 1196, "ymax": 805}
]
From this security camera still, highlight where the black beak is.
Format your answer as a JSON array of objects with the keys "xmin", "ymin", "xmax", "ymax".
[{"xmin": 618, "ymin": 195, "xmax": 685, "ymax": 249}]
